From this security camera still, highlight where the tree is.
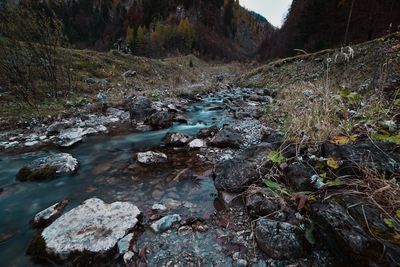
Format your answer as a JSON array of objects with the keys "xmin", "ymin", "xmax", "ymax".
[
  {"xmin": 344, "ymin": 0, "xmax": 356, "ymax": 45},
  {"xmin": 126, "ymin": 25, "xmax": 134, "ymax": 46},
  {"xmin": 135, "ymin": 26, "xmax": 148, "ymax": 56},
  {"xmin": 178, "ymin": 18, "xmax": 194, "ymax": 52},
  {"xmin": 0, "ymin": 7, "xmax": 75, "ymax": 109}
]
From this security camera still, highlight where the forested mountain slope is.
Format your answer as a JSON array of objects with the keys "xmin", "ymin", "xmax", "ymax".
[
  {"xmin": 12, "ymin": 0, "xmax": 273, "ymax": 60},
  {"xmin": 260, "ymin": 0, "xmax": 400, "ymax": 59}
]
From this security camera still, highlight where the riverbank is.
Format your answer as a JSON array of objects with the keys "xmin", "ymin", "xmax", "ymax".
[{"xmin": 0, "ymin": 34, "xmax": 399, "ymax": 266}]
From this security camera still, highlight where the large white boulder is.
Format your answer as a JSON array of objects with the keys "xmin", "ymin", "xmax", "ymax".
[{"xmin": 38, "ymin": 198, "xmax": 140, "ymax": 261}]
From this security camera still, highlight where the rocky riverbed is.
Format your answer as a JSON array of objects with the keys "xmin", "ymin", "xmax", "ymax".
[{"xmin": 0, "ymin": 87, "xmax": 399, "ymax": 266}]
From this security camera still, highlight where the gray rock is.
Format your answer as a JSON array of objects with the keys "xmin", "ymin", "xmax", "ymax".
[
  {"xmin": 197, "ymin": 125, "xmax": 219, "ymax": 139},
  {"xmin": 188, "ymin": 139, "xmax": 205, "ymax": 149},
  {"xmin": 123, "ymin": 251, "xmax": 135, "ymax": 265},
  {"xmin": 150, "ymin": 214, "xmax": 181, "ymax": 233},
  {"xmin": 146, "ymin": 110, "xmax": 174, "ymax": 130},
  {"xmin": 31, "ymin": 198, "xmax": 140, "ymax": 263},
  {"xmin": 285, "ymin": 162, "xmax": 316, "ymax": 191},
  {"xmin": 96, "ymin": 92, "xmax": 108, "ymax": 103},
  {"xmin": 322, "ymin": 141, "xmax": 400, "ymax": 177},
  {"xmin": 55, "ymin": 127, "xmax": 84, "ymax": 147},
  {"xmin": 214, "ymin": 143, "xmax": 273, "ymax": 192},
  {"xmin": 47, "ymin": 121, "xmax": 73, "ymax": 134},
  {"xmin": 163, "ymin": 132, "xmax": 191, "ymax": 147},
  {"xmin": 210, "ymin": 126, "xmax": 242, "ymax": 148},
  {"xmin": 152, "ymin": 203, "xmax": 167, "ymax": 211},
  {"xmin": 16, "ymin": 153, "xmax": 79, "ymax": 181},
  {"xmin": 32, "ymin": 200, "xmax": 69, "ymax": 228},
  {"xmin": 255, "ymin": 219, "xmax": 308, "ymax": 260},
  {"xmin": 137, "ymin": 151, "xmax": 167, "ymax": 165},
  {"xmin": 311, "ymin": 201, "xmax": 398, "ymax": 266},
  {"xmin": 127, "ymin": 96, "xmax": 153, "ymax": 123},
  {"xmin": 245, "ymin": 188, "xmax": 285, "ymax": 217}
]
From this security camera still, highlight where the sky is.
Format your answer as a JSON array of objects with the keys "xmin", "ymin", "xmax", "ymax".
[{"xmin": 240, "ymin": 0, "xmax": 292, "ymax": 28}]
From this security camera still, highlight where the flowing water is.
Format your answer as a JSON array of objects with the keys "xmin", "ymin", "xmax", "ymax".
[{"xmin": 0, "ymin": 95, "xmax": 240, "ymax": 266}]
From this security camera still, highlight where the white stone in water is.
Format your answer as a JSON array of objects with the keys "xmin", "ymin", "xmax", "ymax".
[
  {"xmin": 27, "ymin": 153, "xmax": 79, "ymax": 175},
  {"xmin": 123, "ymin": 251, "xmax": 135, "ymax": 265},
  {"xmin": 188, "ymin": 139, "xmax": 205, "ymax": 148},
  {"xmin": 5, "ymin": 141, "xmax": 19, "ymax": 149},
  {"xmin": 41, "ymin": 198, "xmax": 140, "ymax": 259},
  {"xmin": 137, "ymin": 151, "xmax": 167, "ymax": 165},
  {"xmin": 33, "ymin": 200, "xmax": 68, "ymax": 227},
  {"xmin": 56, "ymin": 127, "xmax": 84, "ymax": 147},
  {"xmin": 24, "ymin": 141, "xmax": 39, "ymax": 147},
  {"xmin": 150, "ymin": 214, "xmax": 181, "ymax": 233}
]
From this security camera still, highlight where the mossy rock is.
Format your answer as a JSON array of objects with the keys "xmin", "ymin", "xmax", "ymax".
[{"xmin": 16, "ymin": 166, "xmax": 57, "ymax": 182}]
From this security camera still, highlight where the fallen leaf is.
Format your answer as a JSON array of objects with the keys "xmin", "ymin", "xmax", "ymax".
[
  {"xmin": 263, "ymin": 179, "xmax": 290, "ymax": 196},
  {"xmin": 296, "ymin": 195, "xmax": 308, "ymax": 211},
  {"xmin": 330, "ymin": 135, "xmax": 357, "ymax": 145},
  {"xmin": 267, "ymin": 150, "xmax": 287, "ymax": 164},
  {"xmin": 308, "ymin": 194, "xmax": 317, "ymax": 201},
  {"xmin": 327, "ymin": 158, "xmax": 341, "ymax": 169},
  {"xmin": 384, "ymin": 218, "xmax": 396, "ymax": 229},
  {"xmin": 396, "ymin": 210, "xmax": 400, "ymax": 220}
]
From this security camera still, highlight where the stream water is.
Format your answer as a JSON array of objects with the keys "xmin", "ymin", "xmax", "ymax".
[{"xmin": 0, "ymin": 94, "xmax": 238, "ymax": 266}]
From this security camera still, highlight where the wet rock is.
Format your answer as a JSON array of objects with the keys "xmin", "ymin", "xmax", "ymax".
[
  {"xmin": 146, "ymin": 110, "xmax": 174, "ymax": 130},
  {"xmin": 55, "ymin": 127, "xmax": 84, "ymax": 147},
  {"xmin": 32, "ymin": 200, "xmax": 69, "ymax": 228},
  {"xmin": 118, "ymin": 233, "xmax": 133, "ymax": 255},
  {"xmin": 28, "ymin": 198, "xmax": 141, "ymax": 264},
  {"xmin": 261, "ymin": 127, "xmax": 282, "ymax": 147},
  {"xmin": 137, "ymin": 151, "xmax": 168, "ymax": 165},
  {"xmin": 150, "ymin": 214, "xmax": 181, "ymax": 233},
  {"xmin": 174, "ymin": 114, "xmax": 190, "ymax": 123},
  {"xmin": 255, "ymin": 219, "xmax": 308, "ymax": 260},
  {"xmin": 210, "ymin": 126, "xmax": 242, "ymax": 148},
  {"xmin": 127, "ymin": 96, "xmax": 153, "ymax": 123},
  {"xmin": 322, "ymin": 141, "xmax": 400, "ymax": 177},
  {"xmin": 188, "ymin": 139, "xmax": 205, "ymax": 149},
  {"xmin": 214, "ymin": 143, "xmax": 273, "ymax": 192},
  {"xmin": 196, "ymin": 125, "xmax": 219, "ymax": 139},
  {"xmin": 16, "ymin": 153, "xmax": 79, "ymax": 182},
  {"xmin": 163, "ymin": 132, "xmax": 191, "ymax": 147},
  {"xmin": 311, "ymin": 201, "xmax": 398, "ymax": 266},
  {"xmin": 285, "ymin": 162, "xmax": 316, "ymax": 191},
  {"xmin": 152, "ymin": 203, "xmax": 167, "ymax": 211},
  {"xmin": 245, "ymin": 188, "xmax": 286, "ymax": 217}
]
